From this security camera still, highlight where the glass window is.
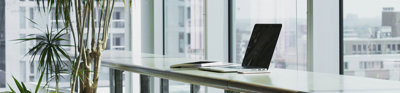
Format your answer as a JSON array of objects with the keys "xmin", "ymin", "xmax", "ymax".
[
  {"xmin": 113, "ymin": 7, "xmax": 124, "ymax": 20},
  {"xmin": 115, "ymin": 12, "xmax": 121, "ymax": 20},
  {"xmin": 164, "ymin": 0, "xmax": 206, "ymax": 92},
  {"xmin": 165, "ymin": 0, "xmax": 205, "ymax": 59},
  {"xmin": 30, "ymin": 62, "xmax": 34, "ymax": 74},
  {"xmin": 363, "ymin": 44, "xmax": 367, "ymax": 51},
  {"xmin": 231, "ymin": 0, "xmax": 308, "ymax": 70},
  {"xmin": 106, "ymin": 38, "xmax": 110, "ymax": 50},
  {"xmin": 392, "ymin": 44, "xmax": 396, "ymax": 51},
  {"xmin": 19, "ymin": 34, "xmax": 26, "ymax": 55},
  {"xmin": 1, "ymin": 0, "xmax": 131, "ymax": 91},
  {"xmin": 397, "ymin": 44, "xmax": 400, "ymax": 50},
  {"xmin": 19, "ymin": 7, "xmax": 26, "ymax": 29},
  {"xmin": 114, "ymin": 36, "xmax": 121, "ymax": 46},
  {"xmin": 112, "ymin": 7, "xmax": 125, "ymax": 28},
  {"xmin": 178, "ymin": 6, "xmax": 185, "ymax": 27},
  {"xmin": 372, "ymin": 44, "xmax": 376, "ymax": 51},
  {"xmin": 50, "ymin": 8, "xmax": 62, "ymax": 20},
  {"xmin": 29, "ymin": 8, "xmax": 34, "ymax": 28},
  {"xmin": 343, "ymin": 0, "xmax": 400, "ymax": 80},
  {"xmin": 378, "ymin": 44, "xmax": 381, "ymax": 51},
  {"xmin": 179, "ymin": 32, "xmax": 185, "ymax": 53},
  {"xmin": 29, "ymin": 76, "xmax": 34, "ymax": 82},
  {"xmin": 112, "ymin": 33, "xmax": 125, "ymax": 50},
  {"xmin": 51, "ymin": 22, "xmax": 65, "ymax": 29},
  {"xmin": 359, "ymin": 62, "xmax": 363, "ymax": 69},
  {"xmin": 19, "ymin": 61, "xmax": 26, "ymax": 81},
  {"xmin": 187, "ymin": 7, "xmax": 191, "ymax": 19}
]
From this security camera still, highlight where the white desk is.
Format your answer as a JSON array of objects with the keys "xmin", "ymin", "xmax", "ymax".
[{"xmin": 101, "ymin": 51, "xmax": 400, "ymax": 93}]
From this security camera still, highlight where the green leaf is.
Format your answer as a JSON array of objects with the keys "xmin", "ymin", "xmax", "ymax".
[
  {"xmin": 42, "ymin": 0, "xmax": 45, "ymax": 12},
  {"xmin": 38, "ymin": 46, "xmax": 48, "ymax": 70},
  {"xmin": 26, "ymin": 18, "xmax": 38, "ymax": 26},
  {"xmin": 21, "ymin": 82, "xmax": 29, "ymax": 93},
  {"xmin": 35, "ymin": 70, "xmax": 45, "ymax": 93},
  {"xmin": 55, "ymin": 46, "xmax": 71, "ymax": 61},
  {"xmin": 8, "ymin": 84, "xmax": 16, "ymax": 93},
  {"xmin": 11, "ymin": 76, "xmax": 24, "ymax": 93}
]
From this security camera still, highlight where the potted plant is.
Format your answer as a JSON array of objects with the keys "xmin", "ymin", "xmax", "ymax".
[
  {"xmin": 32, "ymin": 0, "xmax": 132, "ymax": 93},
  {"xmin": 8, "ymin": 24, "xmax": 70, "ymax": 93}
]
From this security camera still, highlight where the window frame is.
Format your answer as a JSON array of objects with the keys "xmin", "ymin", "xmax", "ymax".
[
  {"xmin": 339, "ymin": 0, "xmax": 344, "ymax": 75},
  {"xmin": 228, "ymin": 0, "xmax": 233, "ymax": 62},
  {"xmin": 227, "ymin": 0, "xmax": 314, "ymax": 69},
  {"xmin": 228, "ymin": 0, "xmax": 341, "ymax": 73}
]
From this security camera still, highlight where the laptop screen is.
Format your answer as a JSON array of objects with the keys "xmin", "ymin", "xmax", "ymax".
[{"xmin": 241, "ymin": 24, "xmax": 282, "ymax": 69}]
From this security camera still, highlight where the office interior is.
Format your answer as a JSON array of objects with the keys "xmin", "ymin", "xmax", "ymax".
[{"xmin": 1, "ymin": 0, "xmax": 400, "ymax": 93}]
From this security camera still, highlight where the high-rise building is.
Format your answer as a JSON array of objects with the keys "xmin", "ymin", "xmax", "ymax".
[
  {"xmin": 343, "ymin": 7, "xmax": 400, "ymax": 81},
  {"xmin": 382, "ymin": 7, "xmax": 400, "ymax": 37},
  {"xmin": 164, "ymin": 0, "xmax": 205, "ymax": 59}
]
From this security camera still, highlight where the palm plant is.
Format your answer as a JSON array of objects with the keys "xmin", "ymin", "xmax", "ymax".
[
  {"xmin": 8, "ymin": 76, "xmax": 31, "ymax": 93},
  {"xmin": 17, "ymin": 26, "xmax": 71, "ymax": 93},
  {"xmin": 8, "ymin": 75, "xmax": 45, "ymax": 93},
  {"xmin": 35, "ymin": 0, "xmax": 131, "ymax": 93}
]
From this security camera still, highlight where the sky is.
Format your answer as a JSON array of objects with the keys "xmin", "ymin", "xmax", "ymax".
[
  {"xmin": 235, "ymin": 0, "xmax": 307, "ymax": 19},
  {"xmin": 344, "ymin": 0, "xmax": 400, "ymax": 18},
  {"xmin": 235, "ymin": 0, "xmax": 400, "ymax": 19}
]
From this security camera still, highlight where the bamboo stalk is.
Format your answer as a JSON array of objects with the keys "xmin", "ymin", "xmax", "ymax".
[
  {"xmin": 32, "ymin": 0, "xmax": 124, "ymax": 93},
  {"xmin": 91, "ymin": 0, "xmax": 96, "ymax": 52},
  {"xmin": 71, "ymin": 0, "xmax": 86, "ymax": 92},
  {"xmin": 97, "ymin": 0, "xmax": 105, "ymax": 48},
  {"xmin": 68, "ymin": 0, "xmax": 118, "ymax": 93}
]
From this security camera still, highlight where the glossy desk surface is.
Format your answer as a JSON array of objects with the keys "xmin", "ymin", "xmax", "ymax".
[{"xmin": 101, "ymin": 51, "xmax": 400, "ymax": 93}]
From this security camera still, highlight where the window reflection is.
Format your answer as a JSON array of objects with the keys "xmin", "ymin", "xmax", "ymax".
[
  {"xmin": 164, "ymin": 0, "xmax": 205, "ymax": 92},
  {"xmin": 232, "ymin": 0, "xmax": 307, "ymax": 70},
  {"xmin": 1, "ymin": 0, "xmax": 130, "ymax": 90},
  {"xmin": 164, "ymin": 0, "xmax": 205, "ymax": 59},
  {"xmin": 343, "ymin": 0, "xmax": 400, "ymax": 80}
]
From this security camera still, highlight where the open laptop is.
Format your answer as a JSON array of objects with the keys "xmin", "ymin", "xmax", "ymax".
[{"xmin": 199, "ymin": 24, "xmax": 282, "ymax": 73}]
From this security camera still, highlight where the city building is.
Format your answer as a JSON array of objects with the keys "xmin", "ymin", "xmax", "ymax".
[
  {"xmin": 3, "ymin": 0, "xmax": 129, "ymax": 90},
  {"xmin": 2, "ymin": 0, "xmax": 400, "ymax": 93},
  {"xmin": 343, "ymin": 7, "xmax": 400, "ymax": 80},
  {"xmin": 344, "ymin": 37, "xmax": 400, "ymax": 80},
  {"xmin": 382, "ymin": 7, "xmax": 400, "ymax": 37},
  {"xmin": 2, "ymin": 0, "xmax": 207, "ymax": 92}
]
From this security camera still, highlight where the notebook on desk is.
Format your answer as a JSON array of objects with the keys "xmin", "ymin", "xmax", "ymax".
[{"xmin": 199, "ymin": 24, "xmax": 282, "ymax": 74}]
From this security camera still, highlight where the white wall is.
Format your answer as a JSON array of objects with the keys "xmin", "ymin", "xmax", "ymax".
[
  {"xmin": 153, "ymin": 0, "xmax": 164, "ymax": 55},
  {"xmin": 141, "ymin": 0, "xmax": 155, "ymax": 54},
  {"xmin": 127, "ymin": 0, "xmax": 144, "ymax": 92},
  {"xmin": 205, "ymin": 0, "xmax": 229, "ymax": 62},
  {"xmin": 203, "ymin": 0, "xmax": 229, "ymax": 92},
  {"xmin": 4, "ymin": 0, "xmax": 21, "ymax": 91},
  {"xmin": 308, "ymin": 0, "xmax": 340, "ymax": 74},
  {"xmin": 164, "ymin": 0, "xmax": 186, "ymax": 57}
]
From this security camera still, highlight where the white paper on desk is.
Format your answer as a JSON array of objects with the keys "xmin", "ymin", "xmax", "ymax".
[
  {"xmin": 200, "ymin": 66, "xmax": 271, "ymax": 74},
  {"xmin": 170, "ymin": 61, "xmax": 233, "ymax": 68},
  {"xmin": 237, "ymin": 70, "xmax": 271, "ymax": 74}
]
